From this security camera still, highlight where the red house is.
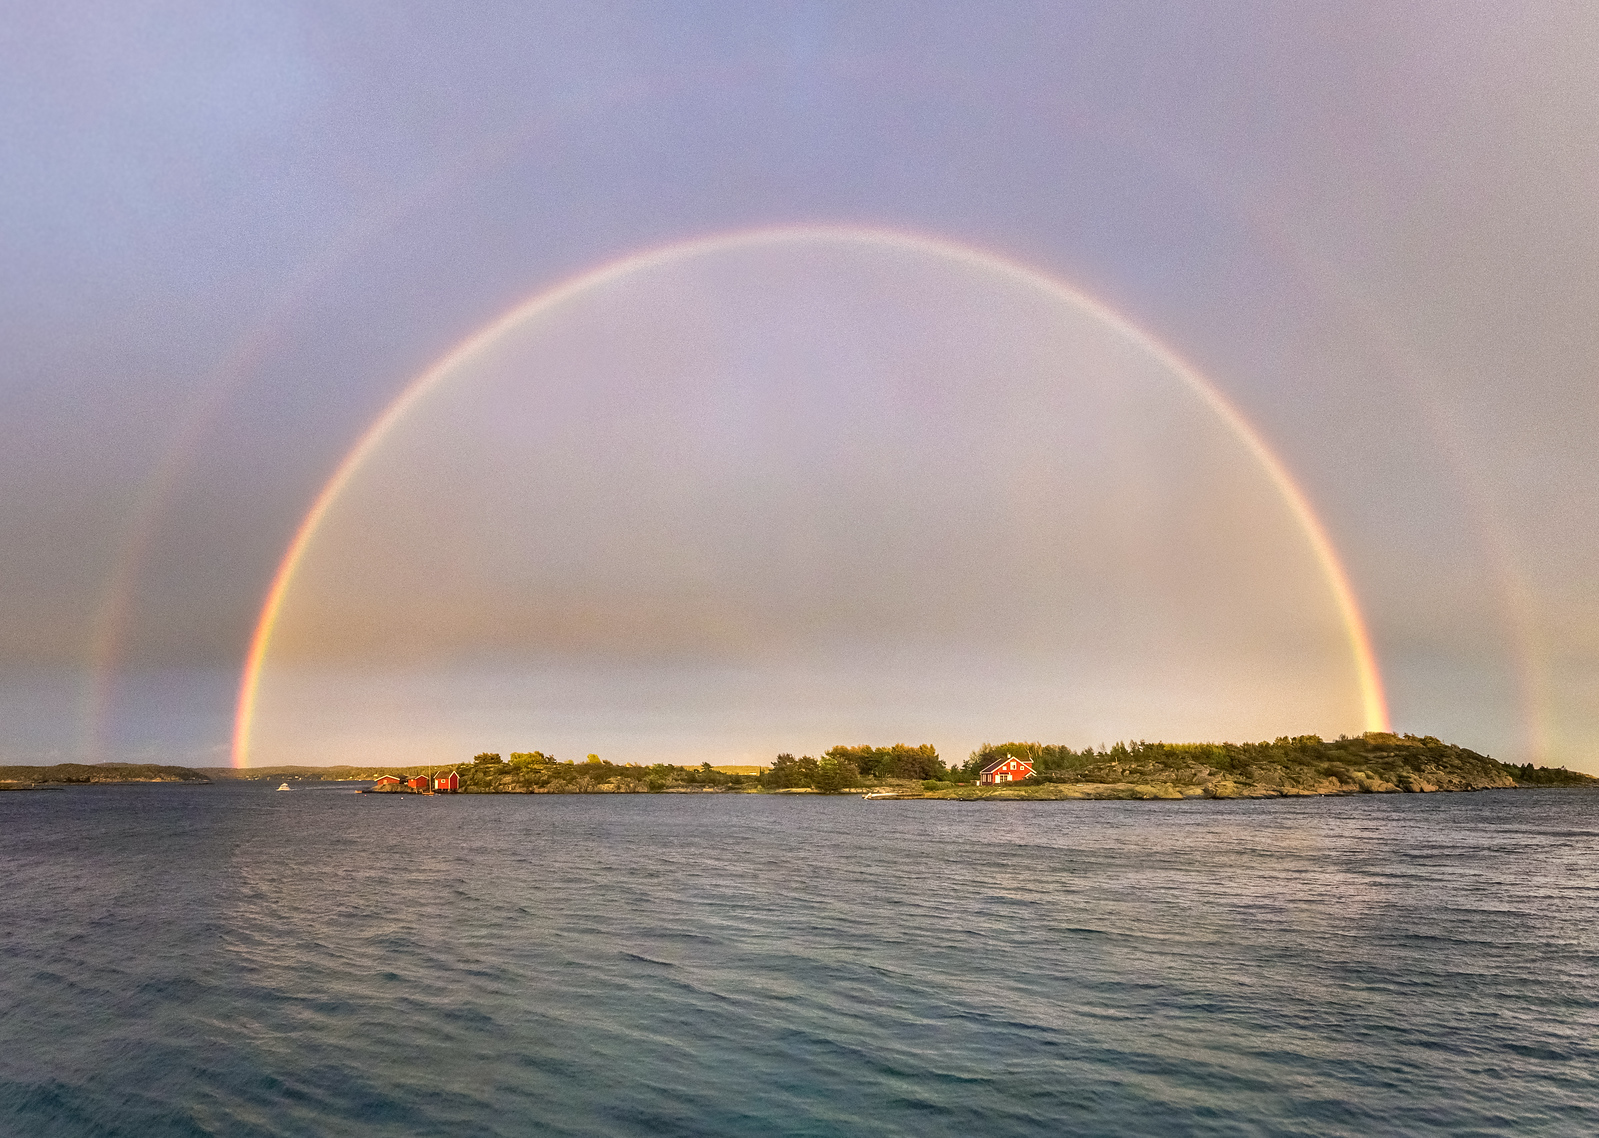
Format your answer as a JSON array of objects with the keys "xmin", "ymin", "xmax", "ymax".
[
  {"xmin": 433, "ymin": 770, "xmax": 459, "ymax": 793},
  {"xmin": 406, "ymin": 776, "xmax": 431, "ymax": 792},
  {"xmin": 980, "ymin": 756, "xmax": 1034, "ymax": 785},
  {"xmin": 370, "ymin": 775, "xmax": 403, "ymax": 792}
]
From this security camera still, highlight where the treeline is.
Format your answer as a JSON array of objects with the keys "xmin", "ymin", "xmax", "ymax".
[
  {"xmin": 966, "ymin": 733, "xmax": 1597, "ymax": 791},
  {"xmin": 1502, "ymin": 762, "xmax": 1595, "ymax": 787},
  {"xmin": 764, "ymin": 744, "xmax": 944, "ymax": 792},
  {"xmin": 459, "ymin": 751, "xmax": 757, "ymax": 793},
  {"xmin": 455, "ymin": 743, "xmax": 948, "ymax": 794},
  {"xmin": 964, "ymin": 735, "xmax": 1377, "ymax": 780}
]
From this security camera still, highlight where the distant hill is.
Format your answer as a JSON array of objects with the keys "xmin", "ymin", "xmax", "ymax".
[
  {"xmin": 197, "ymin": 765, "xmax": 450, "ymax": 781},
  {"xmin": 0, "ymin": 763, "xmax": 210, "ymax": 785}
]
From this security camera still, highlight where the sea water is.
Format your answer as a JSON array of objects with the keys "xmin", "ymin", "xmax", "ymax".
[{"xmin": 2, "ymin": 783, "xmax": 1596, "ymax": 1136}]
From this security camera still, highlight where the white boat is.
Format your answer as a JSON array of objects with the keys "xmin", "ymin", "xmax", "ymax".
[
  {"xmin": 862, "ymin": 790, "xmax": 899, "ymax": 799},
  {"xmin": 276, "ymin": 782, "xmax": 292, "ymax": 791}
]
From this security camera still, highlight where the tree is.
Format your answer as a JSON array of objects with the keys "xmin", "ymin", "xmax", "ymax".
[
  {"xmin": 812, "ymin": 755, "xmax": 859, "ymax": 794},
  {"xmin": 763, "ymin": 753, "xmax": 818, "ymax": 789},
  {"xmin": 474, "ymin": 752, "xmax": 503, "ymax": 766}
]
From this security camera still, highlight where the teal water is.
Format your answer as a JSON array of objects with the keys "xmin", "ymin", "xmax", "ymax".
[{"xmin": 2, "ymin": 784, "xmax": 1596, "ymax": 1136}]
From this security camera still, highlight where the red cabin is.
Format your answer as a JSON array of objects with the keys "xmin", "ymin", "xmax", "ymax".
[
  {"xmin": 370, "ymin": 775, "xmax": 403, "ymax": 792},
  {"xmin": 406, "ymin": 776, "xmax": 431, "ymax": 792},
  {"xmin": 979, "ymin": 756, "xmax": 1034, "ymax": 785},
  {"xmin": 433, "ymin": 770, "xmax": 459, "ymax": 793}
]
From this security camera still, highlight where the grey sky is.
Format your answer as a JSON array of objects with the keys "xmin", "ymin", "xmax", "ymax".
[{"xmin": 3, "ymin": 2, "xmax": 1595, "ymax": 768}]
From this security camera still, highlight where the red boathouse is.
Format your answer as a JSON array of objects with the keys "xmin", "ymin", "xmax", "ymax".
[
  {"xmin": 979, "ymin": 756, "xmax": 1034, "ymax": 785},
  {"xmin": 433, "ymin": 770, "xmax": 459, "ymax": 793},
  {"xmin": 406, "ymin": 776, "xmax": 431, "ymax": 792},
  {"xmin": 370, "ymin": 775, "xmax": 403, "ymax": 792}
]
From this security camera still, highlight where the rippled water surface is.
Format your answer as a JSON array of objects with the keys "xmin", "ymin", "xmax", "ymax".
[{"xmin": 3, "ymin": 784, "xmax": 1597, "ymax": 1136}]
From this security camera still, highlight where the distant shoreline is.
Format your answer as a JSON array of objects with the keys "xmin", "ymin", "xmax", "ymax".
[
  {"xmin": 10, "ymin": 772, "xmax": 1595, "ymax": 802},
  {"xmin": 5, "ymin": 774, "xmax": 1595, "ymax": 801},
  {"xmin": 0, "ymin": 762, "xmax": 210, "ymax": 787},
  {"xmin": 7, "ymin": 733, "xmax": 1596, "ymax": 798}
]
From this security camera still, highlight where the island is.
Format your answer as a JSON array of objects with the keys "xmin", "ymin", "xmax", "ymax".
[
  {"xmin": 214, "ymin": 733, "xmax": 1594, "ymax": 800},
  {"xmin": 0, "ymin": 762, "xmax": 212, "ymax": 788},
  {"xmin": 21, "ymin": 734, "xmax": 1586, "ymax": 799},
  {"xmin": 202, "ymin": 754, "xmax": 763, "ymax": 793},
  {"xmin": 900, "ymin": 732, "xmax": 1598, "ymax": 800}
]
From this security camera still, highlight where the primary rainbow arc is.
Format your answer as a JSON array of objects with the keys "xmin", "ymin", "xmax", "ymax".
[{"xmin": 232, "ymin": 225, "xmax": 1390, "ymax": 767}]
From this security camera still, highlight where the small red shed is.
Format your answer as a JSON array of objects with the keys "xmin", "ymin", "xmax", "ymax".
[
  {"xmin": 979, "ymin": 756, "xmax": 1034, "ymax": 785},
  {"xmin": 433, "ymin": 770, "xmax": 459, "ymax": 793},
  {"xmin": 406, "ymin": 775, "xmax": 431, "ymax": 792},
  {"xmin": 370, "ymin": 775, "xmax": 403, "ymax": 792}
]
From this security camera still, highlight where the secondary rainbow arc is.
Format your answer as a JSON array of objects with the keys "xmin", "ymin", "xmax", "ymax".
[{"xmin": 232, "ymin": 225, "xmax": 1390, "ymax": 767}]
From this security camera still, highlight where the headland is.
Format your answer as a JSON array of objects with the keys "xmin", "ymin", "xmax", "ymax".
[{"xmin": 0, "ymin": 762, "xmax": 211, "ymax": 788}]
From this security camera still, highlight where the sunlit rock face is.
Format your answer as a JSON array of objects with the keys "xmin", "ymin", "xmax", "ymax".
[{"xmin": 244, "ymin": 231, "xmax": 1372, "ymax": 767}]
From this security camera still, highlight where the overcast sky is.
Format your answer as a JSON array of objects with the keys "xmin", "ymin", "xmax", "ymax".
[{"xmin": 4, "ymin": 2, "xmax": 1596, "ymax": 770}]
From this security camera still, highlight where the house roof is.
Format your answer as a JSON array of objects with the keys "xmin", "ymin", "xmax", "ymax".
[{"xmin": 979, "ymin": 755, "xmax": 1035, "ymax": 774}]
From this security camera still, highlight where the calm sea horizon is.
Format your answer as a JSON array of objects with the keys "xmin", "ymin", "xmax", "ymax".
[{"xmin": 3, "ymin": 782, "xmax": 1595, "ymax": 1136}]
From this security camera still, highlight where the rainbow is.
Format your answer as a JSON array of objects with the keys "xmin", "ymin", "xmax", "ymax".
[{"xmin": 231, "ymin": 225, "xmax": 1390, "ymax": 767}]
